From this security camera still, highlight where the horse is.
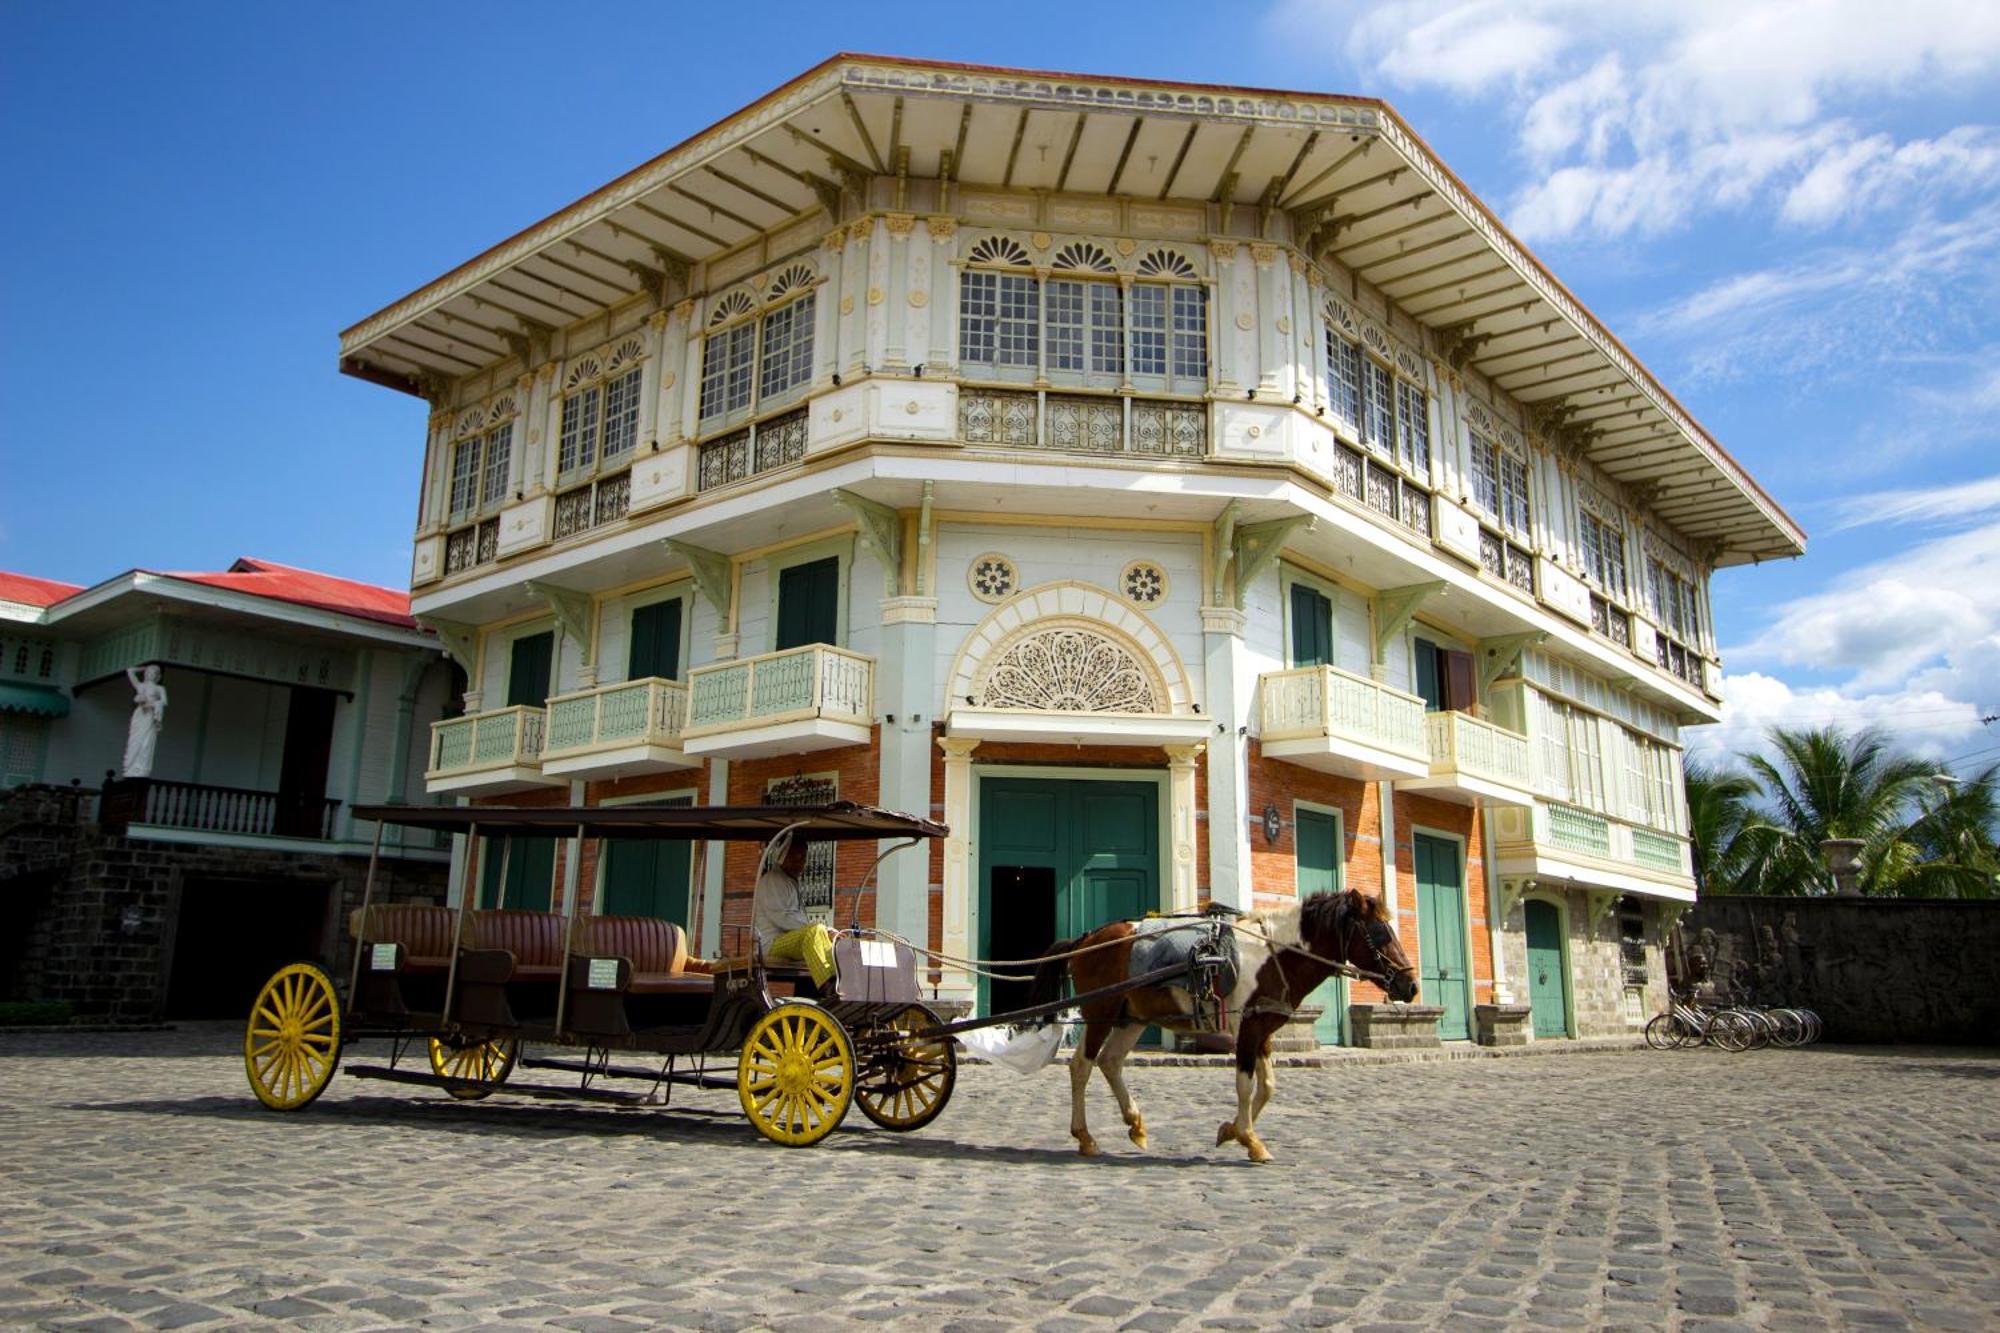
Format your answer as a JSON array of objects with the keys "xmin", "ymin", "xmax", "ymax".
[{"xmin": 1027, "ymin": 888, "xmax": 1419, "ymax": 1163}]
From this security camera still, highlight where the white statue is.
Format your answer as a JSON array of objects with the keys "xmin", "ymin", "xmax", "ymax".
[{"xmin": 121, "ymin": 665, "xmax": 168, "ymax": 778}]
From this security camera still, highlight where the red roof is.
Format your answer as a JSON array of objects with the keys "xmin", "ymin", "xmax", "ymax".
[
  {"xmin": 163, "ymin": 558, "xmax": 417, "ymax": 628},
  {"xmin": 0, "ymin": 572, "xmax": 86, "ymax": 607}
]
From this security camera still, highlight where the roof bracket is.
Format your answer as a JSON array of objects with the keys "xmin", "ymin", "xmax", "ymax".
[
  {"xmin": 1477, "ymin": 631, "xmax": 1544, "ymax": 693},
  {"xmin": 525, "ymin": 581, "xmax": 594, "ymax": 669},
  {"xmin": 1233, "ymin": 515, "xmax": 1315, "ymax": 611},
  {"xmin": 1372, "ymin": 582, "xmax": 1445, "ymax": 666},
  {"xmin": 1215, "ymin": 172, "xmax": 1239, "ymax": 234},
  {"xmin": 1436, "ymin": 322, "xmax": 1494, "ymax": 372},
  {"xmin": 420, "ymin": 616, "xmax": 478, "ymax": 675},
  {"xmin": 664, "ymin": 539, "xmax": 731, "ymax": 622},
  {"xmin": 830, "ymin": 488, "xmax": 903, "ymax": 598}
]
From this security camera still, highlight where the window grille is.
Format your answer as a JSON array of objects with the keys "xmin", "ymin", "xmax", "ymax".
[
  {"xmin": 1325, "ymin": 329, "xmax": 1362, "ymax": 429},
  {"xmin": 1578, "ymin": 508, "xmax": 1628, "ymax": 603},
  {"xmin": 699, "ymin": 322, "xmax": 755, "ymax": 419}
]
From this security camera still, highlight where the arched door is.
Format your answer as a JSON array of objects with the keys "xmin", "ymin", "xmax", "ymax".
[{"xmin": 1523, "ymin": 898, "xmax": 1569, "ymax": 1037}]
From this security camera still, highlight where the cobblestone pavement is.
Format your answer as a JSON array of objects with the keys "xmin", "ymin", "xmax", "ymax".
[{"xmin": 2, "ymin": 1026, "xmax": 1996, "ymax": 1331}]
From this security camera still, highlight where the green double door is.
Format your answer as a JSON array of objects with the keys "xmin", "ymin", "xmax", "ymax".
[
  {"xmin": 1413, "ymin": 832, "xmax": 1471, "ymax": 1041},
  {"xmin": 600, "ymin": 795, "xmax": 695, "ymax": 924},
  {"xmin": 978, "ymin": 777, "xmax": 1158, "ymax": 1018}
]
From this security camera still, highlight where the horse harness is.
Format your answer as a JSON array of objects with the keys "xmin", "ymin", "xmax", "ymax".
[{"xmin": 1240, "ymin": 908, "xmax": 1402, "ymax": 1024}]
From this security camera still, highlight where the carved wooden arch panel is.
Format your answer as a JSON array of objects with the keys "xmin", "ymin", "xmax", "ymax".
[{"xmin": 945, "ymin": 580, "xmax": 1195, "ymax": 715}]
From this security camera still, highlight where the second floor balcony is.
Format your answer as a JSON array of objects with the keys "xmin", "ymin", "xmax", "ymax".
[
  {"xmin": 1257, "ymin": 664, "xmax": 1430, "ymax": 782},
  {"xmin": 425, "ymin": 705, "xmax": 561, "ymax": 795},
  {"xmin": 681, "ymin": 643, "xmax": 874, "ymax": 760},
  {"xmin": 540, "ymin": 677, "xmax": 695, "ymax": 780},
  {"xmin": 1398, "ymin": 710, "xmax": 1535, "ymax": 808}
]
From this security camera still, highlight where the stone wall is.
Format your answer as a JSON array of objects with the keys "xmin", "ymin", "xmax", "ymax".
[
  {"xmin": 1679, "ymin": 896, "xmax": 2000, "ymax": 1045},
  {"xmin": 1, "ymin": 783, "xmax": 447, "ymax": 1023},
  {"xmin": 1493, "ymin": 889, "xmax": 1669, "ymax": 1039}
]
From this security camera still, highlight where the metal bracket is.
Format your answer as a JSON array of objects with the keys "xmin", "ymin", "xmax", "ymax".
[
  {"xmin": 1372, "ymin": 581, "xmax": 1445, "ymax": 665},
  {"xmin": 1477, "ymin": 631, "xmax": 1545, "ymax": 693},
  {"xmin": 830, "ymin": 488, "xmax": 903, "ymax": 598},
  {"xmin": 1232, "ymin": 516, "xmax": 1314, "ymax": 610},
  {"xmin": 525, "ymin": 581, "xmax": 594, "ymax": 669},
  {"xmin": 421, "ymin": 616, "xmax": 478, "ymax": 675},
  {"xmin": 664, "ymin": 539, "xmax": 732, "ymax": 623}
]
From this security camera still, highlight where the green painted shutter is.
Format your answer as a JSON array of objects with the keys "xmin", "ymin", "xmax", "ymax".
[
  {"xmin": 776, "ymin": 557, "xmax": 840, "ymax": 650},
  {"xmin": 627, "ymin": 599, "xmax": 683, "ymax": 680},
  {"xmin": 506, "ymin": 632, "xmax": 554, "ymax": 708},
  {"xmin": 1413, "ymin": 638, "xmax": 1444, "ymax": 712},
  {"xmin": 480, "ymin": 836, "xmax": 555, "ymax": 911},
  {"xmin": 601, "ymin": 797, "xmax": 694, "ymax": 922},
  {"xmin": 1290, "ymin": 583, "xmax": 1333, "ymax": 667}
]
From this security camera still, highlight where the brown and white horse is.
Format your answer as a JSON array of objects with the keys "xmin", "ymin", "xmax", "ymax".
[{"xmin": 1028, "ymin": 889, "xmax": 1419, "ymax": 1163}]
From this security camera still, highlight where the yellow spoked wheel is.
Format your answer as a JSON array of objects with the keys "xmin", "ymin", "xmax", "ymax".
[
  {"xmin": 737, "ymin": 1001, "xmax": 854, "ymax": 1147},
  {"xmin": 244, "ymin": 962, "xmax": 342, "ymax": 1111},
  {"xmin": 427, "ymin": 1035, "xmax": 519, "ymax": 1100},
  {"xmin": 855, "ymin": 1003, "xmax": 956, "ymax": 1132}
]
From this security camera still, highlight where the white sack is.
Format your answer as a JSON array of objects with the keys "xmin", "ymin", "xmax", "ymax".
[{"xmin": 956, "ymin": 1016, "xmax": 1069, "ymax": 1073}]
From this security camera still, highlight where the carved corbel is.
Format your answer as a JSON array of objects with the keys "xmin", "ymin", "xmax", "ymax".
[
  {"xmin": 1587, "ymin": 890, "xmax": 1621, "ymax": 928},
  {"xmin": 1209, "ymin": 500, "xmax": 1241, "ymax": 606},
  {"xmin": 1435, "ymin": 321, "xmax": 1494, "ymax": 372},
  {"xmin": 830, "ymin": 488, "xmax": 904, "ymax": 598},
  {"xmin": 1372, "ymin": 582, "xmax": 1445, "ymax": 666},
  {"xmin": 1498, "ymin": 877, "xmax": 1531, "ymax": 921},
  {"xmin": 804, "ymin": 171, "xmax": 846, "ymax": 220},
  {"xmin": 420, "ymin": 617, "xmax": 479, "ymax": 676},
  {"xmin": 1216, "ymin": 172, "xmax": 1240, "ymax": 234},
  {"xmin": 1232, "ymin": 515, "xmax": 1314, "ymax": 611},
  {"xmin": 525, "ymin": 581, "xmax": 594, "ymax": 671},
  {"xmin": 1477, "ymin": 631, "xmax": 1546, "ymax": 693},
  {"xmin": 664, "ymin": 539, "xmax": 732, "ymax": 622}
]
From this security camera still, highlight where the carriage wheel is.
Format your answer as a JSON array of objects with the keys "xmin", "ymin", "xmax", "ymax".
[
  {"xmin": 244, "ymin": 962, "xmax": 342, "ymax": 1110},
  {"xmin": 737, "ymin": 1001, "xmax": 854, "ymax": 1147},
  {"xmin": 427, "ymin": 1035, "xmax": 519, "ymax": 1100},
  {"xmin": 855, "ymin": 1003, "xmax": 956, "ymax": 1132}
]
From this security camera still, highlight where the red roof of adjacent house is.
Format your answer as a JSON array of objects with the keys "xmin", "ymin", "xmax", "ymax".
[
  {"xmin": 0, "ymin": 572, "xmax": 86, "ymax": 607},
  {"xmin": 163, "ymin": 558, "xmax": 416, "ymax": 628}
]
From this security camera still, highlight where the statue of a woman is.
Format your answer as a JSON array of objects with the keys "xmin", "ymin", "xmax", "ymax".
[{"xmin": 122, "ymin": 665, "xmax": 168, "ymax": 778}]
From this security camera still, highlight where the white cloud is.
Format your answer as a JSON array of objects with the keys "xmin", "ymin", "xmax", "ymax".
[
  {"xmin": 1691, "ymin": 669, "xmax": 1989, "ymax": 767},
  {"xmin": 1830, "ymin": 475, "xmax": 2000, "ymax": 530},
  {"xmin": 1305, "ymin": 0, "xmax": 2000, "ymax": 241}
]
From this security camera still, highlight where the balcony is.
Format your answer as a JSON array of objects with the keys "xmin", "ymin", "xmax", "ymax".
[
  {"xmin": 1257, "ymin": 665, "xmax": 1430, "ymax": 781},
  {"xmin": 99, "ymin": 777, "xmax": 341, "ymax": 842},
  {"xmin": 1493, "ymin": 799, "xmax": 1695, "ymax": 901},
  {"xmin": 958, "ymin": 388, "xmax": 1207, "ymax": 458},
  {"xmin": 1398, "ymin": 711, "xmax": 1535, "ymax": 807},
  {"xmin": 681, "ymin": 644, "xmax": 875, "ymax": 760},
  {"xmin": 541, "ymin": 677, "xmax": 696, "ymax": 780},
  {"xmin": 425, "ymin": 705, "xmax": 561, "ymax": 795}
]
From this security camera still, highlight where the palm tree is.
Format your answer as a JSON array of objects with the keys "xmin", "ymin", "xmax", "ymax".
[
  {"xmin": 1741, "ymin": 726, "xmax": 1938, "ymax": 895},
  {"xmin": 1896, "ymin": 763, "xmax": 2000, "ymax": 899},
  {"xmin": 1683, "ymin": 760, "xmax": 1780, "ymax": 894}
]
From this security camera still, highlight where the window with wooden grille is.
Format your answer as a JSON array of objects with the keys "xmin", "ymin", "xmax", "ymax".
[
  {"xmin": 699, "ymin": 269, "xmax": 817, "ymax": 428},
  {"xmin": 1577, "ymin": 507, "xmax": 1628, "ymax": 603},
  {"xmin": 1469, "ymin": 432, "xmax": 1533, "ymax": 592},
  {"xmin": 560, "ymin": 367, "xmax": 641, "ymax": 477},
  {"xmin": 1323, "ymin": 324, "xmax": 1432, "ymax": 539}
]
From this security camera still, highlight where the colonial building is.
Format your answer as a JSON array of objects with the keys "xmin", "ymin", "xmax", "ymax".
[
  {"xmin": 0, "ymin": 558, "xmax": 452, "ymax": 1020},
  {"xmin": 336, "ymin": 57, "xmax": 1803, "ymax": 1042}
]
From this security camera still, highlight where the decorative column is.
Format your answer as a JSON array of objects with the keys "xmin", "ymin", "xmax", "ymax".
[
  {"xmin": 1250, "ymin": 243, "xmax": 1282, "ymax": 393},
  {"xmin": 937, "ymin": 735, "xmax": 981, "ymax": 1003},
  {"xmin": 1164, "ymin": 743, "xmax": 1206, "ymax": 913},
  {"xmin": 1200, "ymin": 605, "xmax": 1250, "ymax": 911},
  {"xmin": 816, "ymin": 226, "xmax": 845, "ymax": 386},
  {"xmin": 1207, "ymin": 240, "xmax": 1241, "ymax": 392},
  {"xmin": 877, "ymin": 595, "xmax": 937, "ymax": 949},
  {"xmin": 884, "ymin": 212, "xmax": 914, "ymax": 369},
  {"xmin": 925, "ymin": 215, "xmax": 957, "ymax": 370},
  {"xmin": 678, "ymin": 297, "xmax": 704, "ymax": 445},
  {"xmin": 536, "ymin": 361, "xmax": 561, "ymax": 496}
]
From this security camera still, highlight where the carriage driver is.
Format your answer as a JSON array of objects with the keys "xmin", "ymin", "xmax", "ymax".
[{"xmin": 753, "ymin": 828, "xmax": 837, "ymax": 997}]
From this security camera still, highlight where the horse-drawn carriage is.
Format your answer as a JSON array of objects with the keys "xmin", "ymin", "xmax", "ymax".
[
  {"xmin": 243, "ymin": 801, "xmax": 957, "ymax": 1147},
  {"xmin": 244, "ymin": 798, "xmax": 1418, "ymax": 1160}
]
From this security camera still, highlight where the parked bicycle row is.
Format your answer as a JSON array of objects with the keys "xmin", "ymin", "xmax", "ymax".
[{"xmin": 1645, "ymin": 995, "xmax": 1824, "ymax": 1052}]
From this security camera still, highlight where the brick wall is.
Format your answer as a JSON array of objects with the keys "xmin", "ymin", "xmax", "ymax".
[{"xmin": 720, "ymin": 733, "xmax": 883, "ymax": 954}]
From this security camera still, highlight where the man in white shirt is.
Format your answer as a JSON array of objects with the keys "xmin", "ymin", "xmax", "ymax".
[{"xmin": 753, "ymin": 831, "xmax": 836, "ymax": 996}]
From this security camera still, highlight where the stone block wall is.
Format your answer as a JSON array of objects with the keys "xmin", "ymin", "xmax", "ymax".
[
  {"xmin": 1680, "ymin": 895, "xmax": 2000, "ymax": 1044},
  {"xmin": 1493, "ymin": 888, "xmax": 1669, "ymax": 1039}
]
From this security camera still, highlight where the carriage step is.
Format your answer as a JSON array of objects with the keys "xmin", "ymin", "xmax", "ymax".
[
  {"xmin": 521, "ymin": 1056, "xmax": 738, "ymax": 1091},
  {"xmin": 343, "ymin": 1063, "xmax": 653, "ymax": 1104}
]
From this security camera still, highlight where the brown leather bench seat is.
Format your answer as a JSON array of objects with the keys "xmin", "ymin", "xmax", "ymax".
[
  {"xmin": 571, "ymin": 916, "xmax": 713, "ymax": 996},
  {"xmin": 462, "ymin": 909, "xmax": 567, "ymax": 982},
  {"xmin": 350, "ymin": 904, "xmax": 456, "ymax": 973}
]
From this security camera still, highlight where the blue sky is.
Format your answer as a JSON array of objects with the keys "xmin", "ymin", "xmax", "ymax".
[{"xmin": 3, "ymin": 2, "xmax": 1995, "ymax": 770}]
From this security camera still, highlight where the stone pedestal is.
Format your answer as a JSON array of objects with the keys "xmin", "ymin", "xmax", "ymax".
[
  {"xmin": 1348, "ymin": 1003, "xmax": 1444, "ymax": 1049},
  {"xmin": 1173, "ymin": 1004, "xmax": 1325, "ymax": 1055},
  {"xmin": 1475, "ymin": 1003, "xmax": 1533, "ymax": 1047}
]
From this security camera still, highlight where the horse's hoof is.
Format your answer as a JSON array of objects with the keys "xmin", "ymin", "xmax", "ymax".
[
  {"xmin": 1128, "ymin": 1127, "xmax": 1148, "ymax": 1149},
  {"xmin": 1215, "ymin": 1121, "xmax": 1239, "ymax": 1146},
  {"xmin": 1076, "ymin": 1137, "xmax": 1101, "ymax": 1158},
  {"xmin": 1245, "ymin": 1138, "xmax": 1273, "ymax": 1164}
]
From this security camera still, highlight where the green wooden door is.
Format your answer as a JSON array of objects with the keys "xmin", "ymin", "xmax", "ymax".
[
  {"xmin": 506, "ymin": 632, "xmax": 554, "ymax": 708},
  {"xmin": 775, "ymin": 557, "xmax": 840, "ymax": 650},
  {"xmin": 1413, "ymin": 832, "xmax": 1470, "ymax": 1040},
  {"xmin": 1523, "ymin": 898, "xmax": 1568, "ymax": 1038},
  {"xmin": 627, "ymin": 599, "xmax": 683, "ymax": 680},
  {"xmin": 601, "ymin": 796, "xmax": 694, "ymax": 923},
  {"xmin": 1296, "ymin": 807, "xmax": 1347, "ymax": 1045},
  {"xmin": 977, "ymin": 777, "xmax": 1158, "ymax": 1017},
  {"xmin": 480, "ymin": 836, "xmax": 555, "ymax": 911}
]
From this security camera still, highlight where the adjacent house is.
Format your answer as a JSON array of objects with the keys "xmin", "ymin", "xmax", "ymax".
[
  {"xmin": 0, "ymin": 558, "xmax": 453, "ymax": 1020},
  {"xmin": 333, "ymin": 56, "xmax": 1804, "ymax": 1042}
]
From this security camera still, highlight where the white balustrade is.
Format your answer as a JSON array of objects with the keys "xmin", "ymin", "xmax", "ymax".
[
  {"xmin": 1258, "ymin": 665, "xmax": 1428, "ymax": 762},
  {"xmin": 428, "ymin": 705, "xmax": 545, "ymax": 777},
  {"xmin": 1424, "ymin": 711, "xmax": 1532, "ymax": 789}
]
